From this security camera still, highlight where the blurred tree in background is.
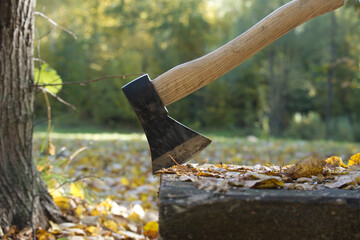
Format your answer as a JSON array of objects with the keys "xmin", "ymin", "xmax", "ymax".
[{"xmin": 34, "ymin": 0, "xmax": 360, "ymax": 141}]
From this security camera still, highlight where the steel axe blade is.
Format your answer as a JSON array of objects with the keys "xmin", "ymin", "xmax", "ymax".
[{"xmin": 122, "ymin": 74, "xmax": 211, "ymax": 174}]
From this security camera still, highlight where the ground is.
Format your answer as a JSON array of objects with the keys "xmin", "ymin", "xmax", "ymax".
[{"xmin": 2, "ymin": 130, "xmax": 359, "ymax": 239}]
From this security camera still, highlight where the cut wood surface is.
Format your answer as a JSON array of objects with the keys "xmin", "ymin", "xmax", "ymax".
[{"xmin": 159, "ymin": 174, "xmax": 360, "ymax": 240}]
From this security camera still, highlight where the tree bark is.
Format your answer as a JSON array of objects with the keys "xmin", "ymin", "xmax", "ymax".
[
  {"xmin": 268, "ymin": 45, "xmax": 288, "ymax": 137},
  {"xmin": 0, "ymin": 0, "xmax": 63, "ymax": 230},
  {"xmin": 325, "ymin": 12, "xmax": 337, "ymax": 139}
]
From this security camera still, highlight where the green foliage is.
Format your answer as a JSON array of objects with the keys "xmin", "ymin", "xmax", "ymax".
[
  {"xmin": 34, "ymin": 0, "xmax": 360, "ymax": 141},
  {"xmin": 346, "ymin": 0, "xmax": 360, "ymax": 10},
  {"xmin": 285, "ymin": 112, "xmax": 325, "ymax": 140},
  {"xmin": 34, "ymin": 63, "xmax": 62, "ymax": 94},
  {"xmin": 329, "ymin": 116, "xmax": 355, "ymax": 142}
]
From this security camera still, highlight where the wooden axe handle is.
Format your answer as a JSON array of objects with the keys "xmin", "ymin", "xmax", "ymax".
[{"xmin": 152, "ymin": 0, "xmax": 344, "ymax": 106}]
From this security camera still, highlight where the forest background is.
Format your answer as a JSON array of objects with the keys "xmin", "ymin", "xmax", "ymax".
[{"xmin": 34, "ymin": 0, "xmax": 360, "ymax": 142}]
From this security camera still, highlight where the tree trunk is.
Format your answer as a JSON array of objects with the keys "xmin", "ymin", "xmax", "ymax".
[
  {"xmin": 0, "ymin": 0, "xmax": 63, "ymax": 230},
  {"xmin": 325, "ymin": 12, "xmax": 337, "ymax": 139},
  {"xmin": 268, "ymin": 46, "xmax": 287, "ymax": 137}
]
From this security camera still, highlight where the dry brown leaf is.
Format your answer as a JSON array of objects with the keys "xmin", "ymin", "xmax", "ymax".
[
  {"xmin": 293, "ymin": 183, "xmax": 316, "ymax": 190},
  {"xmin": 284, "ymin": 157, "xmax": 325, "ymax": 179},
  {"xmin": 325, "ymin": 175, "xmax": 357, "ymax": 189},
  {"xmin": 179, "ymin": 174, "xmax": 198, "ymax": 182},
  {"xmin": 195, "ymin": 178, "xmax": 230, "ymax": 192},
  {"xmin": 244, "ymin": 177, "xmax": 283, "ymax": 189},
  {"xmin": 296, "ymin": 177, "xmax": 312, "ymax": 183}
]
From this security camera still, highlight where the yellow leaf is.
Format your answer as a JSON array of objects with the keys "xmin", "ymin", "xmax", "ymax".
[
  {"xmin": 74, "ymin": 205, "xmax": 85, "ymax": 218},
  {"xmin": 98, "ymin": 197, "xmax": 113, "ymax": 211},
  {"xmin": 144, "ymin": 221, "xmax": 159, "ymax": 239},
  {"xmin": 49, "ymin": 188, "xmax": 62, "ymax": 198},
  {"xmin": 90, "ymin": 209, "xmax": 101, "ymax": 216},
  {"xmin": 37, "ymin": 165, "xmax": 45, "ymax": 172},
  {"xmin": 53, "ymin": 196, "xmax": 70, "ymax": 211},
  {"xmin": 128, "ymin": 204, "xmax": 145, "ymax": 222},
  {"xmin": 86, "ymin": 226, "xmax": 101, "ymax": 236},
  {"xmin": 70, "ymin": 183, "xmax": 85, "ymax": 199},
  {"xmin": 284, "ymin": 157, "xmax": 325, "ymax": 179},
  {"xmin": 103, "ymin": 219, "xmax": 118, "ymax": 232},
  {"xmin": 348, "ymin": 153, "xmax": 360, "ymax": 166},
  {"xmin": 47, "ymin": 143, "xmax": 56, "ymax": 156},
  {"xmin": 325, "ymin": 156, "xmax": 348, "ymax": 168},
  {"xmin": 36, "ymin": 229, "xmax": 55, "ymax": 240},
  {"xmin": 120, "ymin": 177, "xmax": 130, "ymax": 186}
]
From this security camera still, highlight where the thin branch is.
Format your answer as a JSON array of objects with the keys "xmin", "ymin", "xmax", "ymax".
[
  {"xmin": 39, "ymin": 25, "xmax": 56, "ymax": 40},
  {"xmin": 33, "ymin": 58, "xmax": 47, "ymax": 64},
  {"xmin": 39, "ymin": 87, "xmax": 76, "ymax": 110},
  {"xmin": 35, "ymin": 12, "xmax": 77, "ymax": 39},
  {"xmin": 168, "ymin": 154, "xmax": 181, "ymax": 166},
  {"xmin": 63, "ymin": 146, "xmax": 88, "ymax": 174},
  {"xmin": 35, "ymin": 73, "xmax": 158, "ymax": 87},
  {"xmin": 52, "ymin": 174, "xmax": 101, "ymax": 190},
  {"xmin": 42, "ymin": 90, "xmax": 53, "ymax": 155}
]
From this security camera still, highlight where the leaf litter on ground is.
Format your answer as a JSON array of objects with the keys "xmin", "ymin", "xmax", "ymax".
[
  {"xmin": 156, "ymin": 154, "xmax": 360, "ymax": 192},
  {"xmin": 3, "ymin": 132, "xmax": 360, "ymax": 239}
]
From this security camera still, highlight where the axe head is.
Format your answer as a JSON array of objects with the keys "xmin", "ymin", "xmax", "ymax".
[{"xmin": 122, "ymin": 74, "xmax": 212, "ymax": 174}]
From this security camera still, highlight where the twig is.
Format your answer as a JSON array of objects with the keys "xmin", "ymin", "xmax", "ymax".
[
  {"xmin": 35, "ymin": 12, "xmax": 77, "ymax": 39},
  {"xmin": 33, "ymin": 58, "xmax": 47, "ymax": 64},
  {"xmin": 39, "ymin": 87, "xmax": 76, "ymax": 110},
  {"xmin": 52, "ymin": 174, "xmax": 100, "ymax": 190},
  {"xmin": 42, "ymin": 90, "xmax": 53, "ymax": 155},
  {"xmin": 63, "ymin": 147, "xmax": 88, "ymax": 174},
  {"xmin": 34, "ymin": 73, "xmax": 159, "ymax": 87},
  {"xmin": 168, "ymin": 154, "xmax": 181, "ymax": 166}
]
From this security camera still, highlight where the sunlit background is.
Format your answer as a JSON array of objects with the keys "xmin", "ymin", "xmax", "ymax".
[{"xmin": 34, "ymin": 0, "xmax": 360, "ymax": 142}]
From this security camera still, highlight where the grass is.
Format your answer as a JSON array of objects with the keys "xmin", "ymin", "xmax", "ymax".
[{"xmin": 34, "ymin": 126, "xmax": 360, "ymax": 166}]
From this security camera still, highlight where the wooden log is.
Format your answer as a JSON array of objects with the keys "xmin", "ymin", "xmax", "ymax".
[{"xmin": 159, "ymin": 174, "xmax": 360, "ymax": 240}]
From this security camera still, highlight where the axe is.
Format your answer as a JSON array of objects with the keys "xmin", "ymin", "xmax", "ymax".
[{"xmin": 122, "ymin": 0, "xmax": 344, "ymax": 174}]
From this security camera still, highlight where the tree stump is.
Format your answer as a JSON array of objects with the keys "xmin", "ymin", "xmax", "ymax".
[{"xmin": 159, "ymin": 174, "xmax": 360, "ymax": 240}]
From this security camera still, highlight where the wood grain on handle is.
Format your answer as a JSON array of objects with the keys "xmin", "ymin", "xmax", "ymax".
[{"xmin": 152, "ymin": 0, "xmax": 344, "ymax": 106}]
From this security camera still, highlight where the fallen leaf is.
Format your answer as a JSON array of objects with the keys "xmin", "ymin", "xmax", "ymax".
[
  {"xmin": 144, "ymin": 221, "xmax": 159, "ymax": 239},
  {"xmin": 179, "ymin": 174, "xmax": 198, "ymax": 182},
  {"xmin": 293, "ymin": 183, "xmax": 316, "ymax": 190},
  {"xmin": 244, "ymin": 177, "xmax": 283, "ymax": 189},
  {"xmin": 196, "ymin": 178, "xmax": 230, "ymax": 192},
  {"xmin": 74, "ymin": 205, "xmax": 85, "ymax": 218},
  {"xmin": 70, "ymin": 183, "xmax": 85, "ymax": 199},
  {"xmin": 120, "ymin": 177, "xmax": 130, "ymax": 187},
  {"xmin": 90, "ymin": 209, "xmax": 101, "ymax": 216},
  {"xmin": 325, "ymin": 175, "xmax": 357, "ymax": 189},
  {"xmin": 103, "ymin": 219, "xmax": 118, "ymax": 232},
  {"xmin": 348, "ymin": 153, "xmax": 360, "ymax": 166},
  {"xmin": 53, "ymin": 196, "xmax": 70, "ymax": 211},
  {"xmin": 284, "ymin": 157, "xmax": 325, "ymax": 179},
  {"xmin": 58, "ymin": 222, "xmax": 77, "ymax": 229},
  {"xmin": 129, "ymin": 204, "xmax": 145, "ymax": 221},
  {"xmin": 296, "ymin": 177, "xmax": 312, "ymax": 183},
  {"xmin": 118, "ymin": 230, "xmax": 145, "ymax": 239},
  {"xmin": 85, "ymin": 226, "xmax": 101, "ymax": 236},
  {"xmin": 325, "ymin": 156, "xmax": 348, "ymax": 168},
  {"xmin": 36, "ymin": 229, "xmax": 55, "ymax": 240}
]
